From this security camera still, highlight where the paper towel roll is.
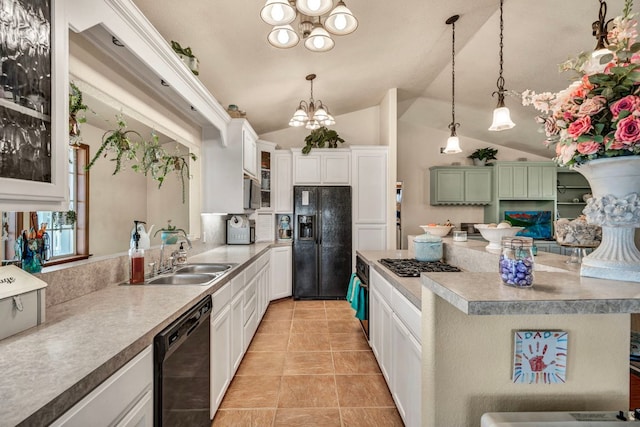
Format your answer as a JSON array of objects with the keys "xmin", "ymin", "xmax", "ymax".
[{"xmin": 229, "ymin": 215, "xmax": 247, "ymax": 228}]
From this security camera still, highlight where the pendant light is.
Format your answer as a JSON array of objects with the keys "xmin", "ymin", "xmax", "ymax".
[
  {"xmin": 443, "ymin": 15, "xmax": 462, "ymax": 154},
  {"xmin": 488, "ymin": 0, "xmax": 515, "ymax": 131},
  {"xmin": 591, "ymin": 0, "xmax": 614, "ymax": 59}
]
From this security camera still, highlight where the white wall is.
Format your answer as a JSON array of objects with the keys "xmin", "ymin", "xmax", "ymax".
[
  {"xmin": 379, "ymin": 89, "xmax": 398, "ymax": 249},
  {"xmin": 397, "ymin": 118, "xmax": 550, "ymax": 248}
]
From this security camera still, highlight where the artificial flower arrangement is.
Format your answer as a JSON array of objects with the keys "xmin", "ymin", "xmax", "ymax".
[{"xmin": 521, "ymin": 0, "xmax": 640, "ymax": 166}]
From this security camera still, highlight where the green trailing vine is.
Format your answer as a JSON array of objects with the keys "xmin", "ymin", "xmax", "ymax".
[
  {"xmin": 86, "ymin": 115, "xmax": 141, "ymax": 175},
  {"xmin": 302, "ymin": 126, "xmax": 345, "ymax": 154}
]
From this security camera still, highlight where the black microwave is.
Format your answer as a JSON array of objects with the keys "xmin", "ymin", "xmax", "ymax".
[{"xmin": 243, "ymin": 178, "xmax": 261, "ymax": 210}]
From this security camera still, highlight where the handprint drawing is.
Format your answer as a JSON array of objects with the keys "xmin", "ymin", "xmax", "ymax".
[{"xmin": 513, "ymin": 331, "xmax": 567, "ymax": 384}]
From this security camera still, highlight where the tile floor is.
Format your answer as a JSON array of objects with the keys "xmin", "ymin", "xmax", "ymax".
[{"xmin": 212, "ymin": 298, "xmax": 404, "ymax": 426}]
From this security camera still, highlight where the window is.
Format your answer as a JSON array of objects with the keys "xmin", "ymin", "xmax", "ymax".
[{"xmin": 2, "ymin": 144, "xmax": 89, "ymax": 265}]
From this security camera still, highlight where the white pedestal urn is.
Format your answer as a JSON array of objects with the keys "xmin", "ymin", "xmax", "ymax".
[{"xmin": 574, "ymin": 157, "xmax": 640, "ymax": 282}]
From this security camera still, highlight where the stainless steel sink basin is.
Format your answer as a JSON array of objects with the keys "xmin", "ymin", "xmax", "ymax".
[
  {"xmin": 175, "ymin": 263, "xmax": 236, "ymax": 275},
  {"xmin": 147, "ymin": 273, "xmax": 214, "ymax": 285}
]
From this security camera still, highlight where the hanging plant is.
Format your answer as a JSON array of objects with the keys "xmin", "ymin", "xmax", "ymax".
[
  {"xmin": 69, "ymin": 82, "xmax": 88, "ymax": 146},
  {"xmin": 302, "ymin": 126, "xmax": 345, "ymax": 154},
  {"xmin": 86, "ymin": 115, "xmax": 141, "ymax": 174},
  {"xmin": 170, "ymin": 40, "xmax": 199, "ymax": 76}
]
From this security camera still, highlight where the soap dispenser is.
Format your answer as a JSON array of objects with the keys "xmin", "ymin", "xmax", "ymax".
[
  {"xmin": 176, "ymin": 242, "xmax": 188, "ymax": 265},
  {"xmin": 129, "ymin": 220, "xmax": 145, "ymax": 284}
]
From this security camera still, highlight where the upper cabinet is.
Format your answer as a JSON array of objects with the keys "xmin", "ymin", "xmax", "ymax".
[
  {"xmin": 273, "ymin": 150, "xmax": 293, "ymax": 213},
  {"xmin": 292, "ymin": 149, "xmax": 351, "ymax": 185},
  {"xmin": 257, "ymin": 140, "xmax": 277, "ymax": 210},
  {"xmin": 0, "ymin": 0, "xmax": 68, "ymax": 211},
  {"xmin": 202, "ymin": 119, "xmax": 258, "ymax": 214},
  {"xmin": 495, "ymin": 162, "xmax": 556, "ymax": 200},
  {"xmin": 429, "ymin": 167, "xmax": 492, "ymax": 205}
]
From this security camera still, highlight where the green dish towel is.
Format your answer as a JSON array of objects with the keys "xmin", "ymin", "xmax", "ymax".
[
  {"xmin": 346, "ymin": 272, "xmax": 358, "ymax": 304},
  {"xmin": 346, "ymin": 273, "xmax": 366, "ymax": 320}
]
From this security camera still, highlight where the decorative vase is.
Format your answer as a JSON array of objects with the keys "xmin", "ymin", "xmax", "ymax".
[
  {"xmin": 574, "ymin": 157, "xmax": 640, "ymax": 282},
  {"xmin": 473, "ymin": 158, "xmax": 487, "ymax": 166}
]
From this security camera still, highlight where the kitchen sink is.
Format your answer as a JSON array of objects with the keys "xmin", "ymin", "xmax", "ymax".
[
  {"xmin": 146, "ymin": 273, "xmax": 214, "ymax": 285},
  {"xmin": 175, "ymin": 263, "xmax": 236, "ymax": 275}
]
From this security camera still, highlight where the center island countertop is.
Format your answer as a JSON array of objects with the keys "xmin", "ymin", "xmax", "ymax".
[{"xmin": 423, "ymin": 238, "xmax": 640, "ymax": 316}]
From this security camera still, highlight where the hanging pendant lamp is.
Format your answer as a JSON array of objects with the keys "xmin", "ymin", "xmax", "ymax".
[
  {"xmin": 288, "ymin": 74, "xmax": 335, "ymax": 129},
  {"xmin": 488, "ymin": 0, "xmax": 515, "ymax": 131},
  {"xmin": 443, "ymin": 15, "xmax": 462, "ymax": 154}
]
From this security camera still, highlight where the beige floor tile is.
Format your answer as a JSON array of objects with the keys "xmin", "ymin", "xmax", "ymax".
[
  {"xmin": 257, "ymin": 320, "xmax": 292, "ymax": 334},
  {"xmin": 270, "ymin": 298, "xmax": 295, "ymax": 309},
  {"xmin": 333, "ymin": 351, "xmax": 381, "ymax": 375},
  {"xmin": 283, "ymin": 352, "xmax": 334, "ymax": 375},
  {"xmin": 249, "ymin": 333, "xmax": 290, "ymax": 352},
  {"xmin": 262, "ymin": 309, "xmax": 294, "ymax": 321},
  {"xmin": 295, "ymin": 300, "xmax": 326, "ymax": 309},
  {"xmin": 326, "ymin": 308, "xmax": 357, "ymax": 320},
  {"xmin": 220, "ymin": 376, "xmax": 281, "ymax": 409},
  {"xmin": 335, "ymin": 375, "xmax": 395, "ymax": 407},
  {"xmin": 293, "ymin": 309, "xmax": 327, "ymax": 320},
  {"xmin": 212, "ymin": 409, "xmax": 276, "ymax": 426},
  {"xmin": 236, "ymin": 352, "xmax": 286, "ymax": 376},
  {"xmin": 340, "ymin": 407, "xmax": 404, "ymax": 426},
  {"xmin": 287, "ymin": 333, "xmax": 331, "ymax": 352},
  {"xmin": 329, "ymin": 333, "xmax": 371, "ymax": 351},
  {"xmin": 327, "ymin": 319, "xmax": 362, "ymax": 334},
  {"xmin": 291, "ymin": 319, "xmax": 329, "ymax": 334},
  {"xmin": 274, "ymin": 408, "xmax": 341, "ymax": 426},
  {"xmin": 324, "ymin": 299, "xmax": 350, "ymax": 308},
  {"xmin": 277, "ymin": 375, "xmax": 339, "ymax": 408}
]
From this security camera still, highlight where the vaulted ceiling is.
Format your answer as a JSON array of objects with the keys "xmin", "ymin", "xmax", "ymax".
[{"xmin": 132, "ymin": 0, "xmax": 634, "ymax": 158}]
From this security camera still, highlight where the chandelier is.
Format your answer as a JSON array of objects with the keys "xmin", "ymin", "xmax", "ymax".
[
  {"xmin": 289, "ymin": 74, "xmax": 335, "ymax": 129},
  {"xmin": 260, "ymin": 0, "xmax": 358, "ymax": 52}
]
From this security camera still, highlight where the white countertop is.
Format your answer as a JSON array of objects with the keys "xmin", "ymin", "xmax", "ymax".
[
  {"xmin": 423, "ymin": 238, "xmax": 640, "ymax": 315},
  {"xmin": 0, "ymin": 243, "xmax": 271, "ymax": 427}
]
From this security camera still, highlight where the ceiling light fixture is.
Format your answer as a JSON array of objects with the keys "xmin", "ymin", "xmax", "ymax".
[
  {"xmin": 488, "ymin": 0, "xmax": 515, "ymax": 132},
  {"xmin": 289, "ymin": 74, "xmax": 335, "ymax": 130},
  {"xmin": 443, "ymin": 15, "xmax": 462, "ymax": 154},
  {"xmin": 260, "ymin": 0, "xmax": 358, "ymax": 52},
  {"xmin": 592, "ymin": 0, "xmax": 614, "ymax": 57}
]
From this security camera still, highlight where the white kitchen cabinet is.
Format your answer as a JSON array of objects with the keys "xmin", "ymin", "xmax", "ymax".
[
  {"xmin": 257, "ymin": 140, "xmax": 277, "ymax": 210},
  {"xmin": 270, "ymin": 245, "xmax": 292, "ymax": 300},
  {"xmin": 0, "ymin": 0, "xmax": 68, "ymax": 212},
  {"xmin": 353, "ymin": 224, "xmax": 387, "ymax": 264},
  {"xmin": 51, "ymin": 346, "xmax": 153, "ymax": 427},
  {"xmin": 256, "ymin": 212, "xmax": 275, "ymax": 242},
  {"xmin": 202, "ymin": 119, "xmax": 258, "ymax": 213},
  {"xmin": 210, "ymin": 304, "xmax": 231, "ymax": 415},
  {"xmin": 274, "ymin": 151, "xmax": 293, "ymax": 213},
  {"xmin": 352, "ymin": 147, "xmax": 388, "ymax": 223},
  {"xmin": 230, "ymin": 291, "xmax": 245, "ymax": 374},
  {"xmin": 292, "ymin": 149, "xmax": 351, "ymax": 185},
  {"xmin": 370, "ymin": 269, "xmax": 393, "ymax": 383},
  {"xmin": 391, "ymin": 313, "xmax": 421, "ymax": 427}
]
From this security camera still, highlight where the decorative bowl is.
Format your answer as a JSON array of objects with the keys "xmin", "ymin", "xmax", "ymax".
[
  {"xmin": 419, "ymin": 225, "xmax": 453, "ymax": 237},
  {"xmin": 474, "ymin": 224, "xmax": 525, "ymax": 253}
]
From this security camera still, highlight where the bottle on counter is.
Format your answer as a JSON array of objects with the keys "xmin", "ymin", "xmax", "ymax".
[
  {"xmin": 499, "ymin": 236, "xmax": 534, "ymax": 287},
  {"xmin": 129, "ymin": 220, "xmax": 145, "ymax": 284}
]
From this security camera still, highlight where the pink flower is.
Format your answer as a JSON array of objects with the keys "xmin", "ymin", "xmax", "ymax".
[
  {"xmin": 614, "ymin": 115, "xmax": 640, "ymax": 143},
  {"xmin": 578, "ymin": 96, "xmax": 607, "ymax": 116},
  {"xmin": 609, "ymin": 139, "xmax": 627, "ymax": 149},
  {"xmin": 566, "ymin": 116, "xmax": 592, "ymax": 138},
  {"xmin": 576, "ymin": 141, "xmax": 601, "ymax": 155},
  {"xmin": 610, "ymin": 95, "xmax": 640, "ymax": 119},
  {"xmin": 555, "ymin": 142, "xmax": 578, "ymax": 165}
]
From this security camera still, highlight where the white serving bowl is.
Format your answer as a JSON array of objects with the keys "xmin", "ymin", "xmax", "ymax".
[
  {"xmin": 419, "ymin": 225, "xmax": 454, "ymax": 237},
  {"xmin": 474, "ymin": 224, "xmax": 525, "ymax": 253}
]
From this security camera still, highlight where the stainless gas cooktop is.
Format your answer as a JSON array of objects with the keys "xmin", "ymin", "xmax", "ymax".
[{"xmin": 379, "ymin": 258, "xmax": 461, "ymax": 277}]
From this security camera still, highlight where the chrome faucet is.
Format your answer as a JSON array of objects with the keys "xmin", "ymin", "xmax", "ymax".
[{"xmin": 158, "ymin": 231, "xmax": 192, "ymax": 274}]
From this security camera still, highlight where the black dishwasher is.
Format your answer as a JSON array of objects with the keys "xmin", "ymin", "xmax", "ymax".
[{"xmin": 154, "ymin": 295, "xmax": 212, "ymax": 427}]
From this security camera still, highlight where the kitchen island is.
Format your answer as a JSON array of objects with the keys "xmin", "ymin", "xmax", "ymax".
[{"xmin": 423, "ymin": 238, "xmax": 640, "ymax": 427}]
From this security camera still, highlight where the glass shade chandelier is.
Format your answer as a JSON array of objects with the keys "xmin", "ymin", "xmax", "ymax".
[
  {"xmin": 443, "ymin": 15, "xmax": 462, "ymax": 154},
  {"xmin": 289, "ymin": 74, "xmax": 335, "ymax": 129},
  {"xmin": 592, "ymin": 0, "xmax": 614, "ymax": 58},
  {"xmin": 488, "ymin": 0, "xmax": 515, "ymax": 131},
  {"xmin": 260, "ymin": 0, "xmax": 358, "ymax": 52}
]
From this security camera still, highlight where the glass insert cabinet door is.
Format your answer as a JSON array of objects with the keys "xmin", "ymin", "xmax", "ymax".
[{"xmin": 0, "ymin": 0, "xmax": 68, "ymax": 211}]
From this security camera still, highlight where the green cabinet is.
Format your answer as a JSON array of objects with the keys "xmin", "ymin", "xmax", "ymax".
[
  {"xmin": 429, "ymin": 167, "xmax": 492, "ymax": 205},
  {"xmin": 556, "ymin": 169, "xmax": 591, "ymax": 220},
  {"xmin": 496, "ymin": 162, "xmax": 556, "ymax": 200}
]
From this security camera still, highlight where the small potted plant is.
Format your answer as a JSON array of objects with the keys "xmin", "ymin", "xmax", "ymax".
[
  {"xmin": 302, "ymin": 126, "xmax": 345, "ymax": 154},
  {"xmin": 468, "ymin": 147, "xmax": 498, "ymax": 166},
  {"xmin": 171, "ymin": 40, "xmax": 199, "ymax": 76},
  {"xmin": 69, "ymin": 82, "xmax": 88, "ymax": 146}
]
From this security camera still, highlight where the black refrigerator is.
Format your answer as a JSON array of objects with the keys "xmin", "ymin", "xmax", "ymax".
[{"xmin": 293, "ymin": 186, "xmax": 352, "ymax": 299}]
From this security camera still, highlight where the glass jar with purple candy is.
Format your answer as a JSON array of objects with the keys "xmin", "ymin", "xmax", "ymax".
[{"xmin": 499, "ymin": 236, "xmax": 534, "ymax": 288}]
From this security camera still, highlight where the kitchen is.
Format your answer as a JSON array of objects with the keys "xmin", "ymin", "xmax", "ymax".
[{"xmin": 2, "ymin": 0, "xmax": 640, "ymax": 426}]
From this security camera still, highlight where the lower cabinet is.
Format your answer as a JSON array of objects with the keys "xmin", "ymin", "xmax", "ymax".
[
  {"xmin": 210, "ymin": 305, "xmax": 231, "ymax": 416},
  {"xmin": 51, "ymin": 346, "xmax": 153, "ymax": 427},
  {"xmin": 369, "ymin": 268, "xmax": 421, "ymax": 427},
  {"xmin": 270, "ymin": 245, "xmax": 292, "ymax": 300},
  {"xmin": 230, "ymin": 291, "xmax": 244, "ymax": 373}
]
